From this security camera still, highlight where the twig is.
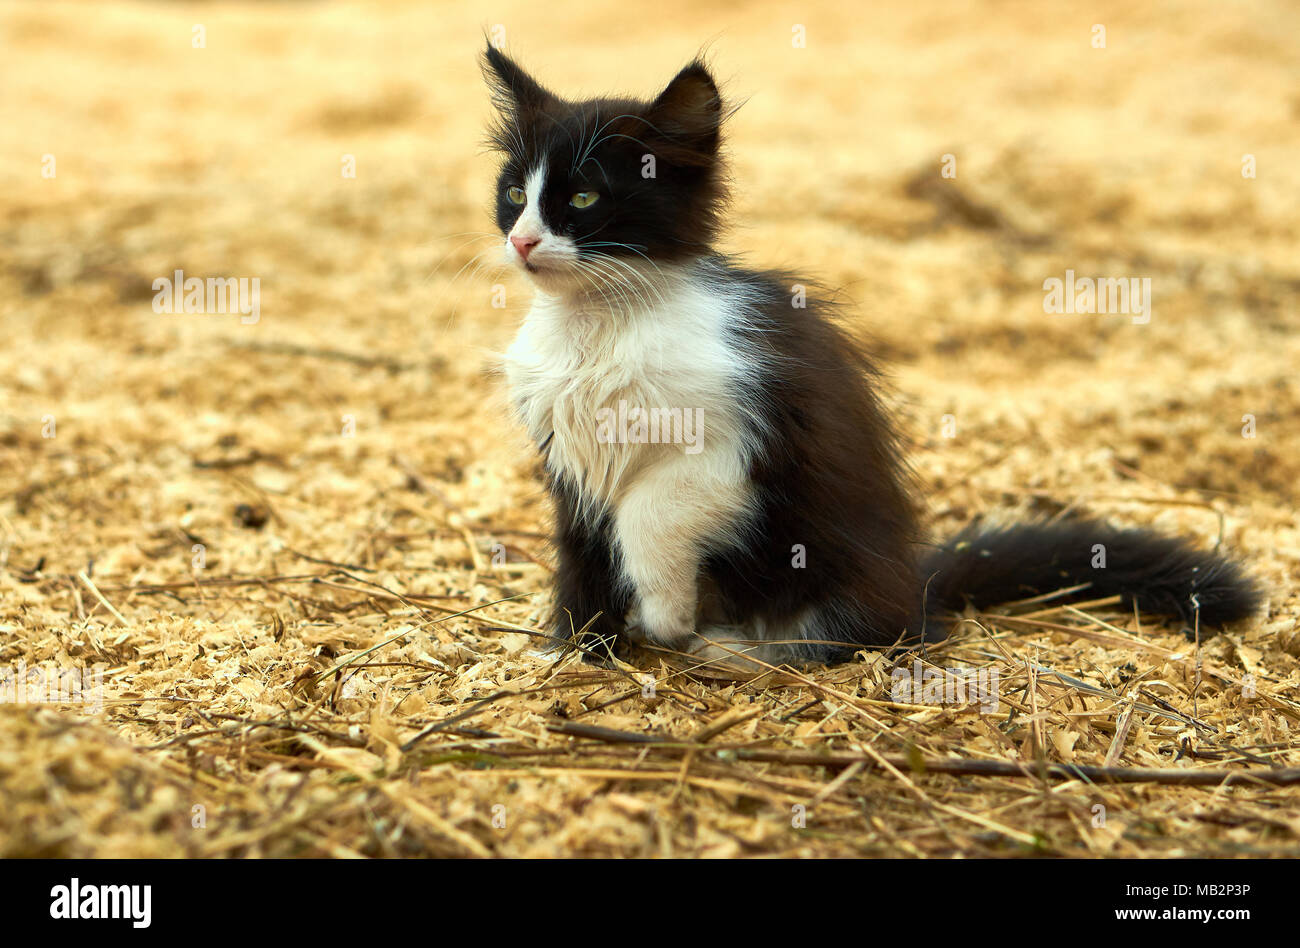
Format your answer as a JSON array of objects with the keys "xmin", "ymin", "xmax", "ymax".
[
  {"xmin": 76, "ymin": 570, "xmax": 130, "ymax": 627},
  {"xmin": 719, "ymin": 750, "xmax": 1300, "ymax": 786},
  {"xmin": 1104, "ymin": 691, "xmax": 1138, "ymax": 767},
  {"xmin": 688, "ymin": 707, "xmax": 763, "ymax": 743},
  {"xmin": 540, "ymin": 720, "xmax": 1300, "ymax": 786},
  {"xmin": 545, "ymin": 719, "xmax": 673, "ymax": 745}
]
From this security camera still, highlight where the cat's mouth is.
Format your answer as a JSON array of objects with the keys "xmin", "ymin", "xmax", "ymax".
[
  {"xmin": 519, "ymin": 257, "xmax": 573, "ymax": 281},
  {"xmin": 512, "ymin": 248, "xmax": 585, "ymax": 288}
]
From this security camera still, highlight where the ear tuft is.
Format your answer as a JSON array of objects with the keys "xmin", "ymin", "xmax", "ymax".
[{"xmin": 481, "ymin": 43, "xmax": 554, "ymax": 113}]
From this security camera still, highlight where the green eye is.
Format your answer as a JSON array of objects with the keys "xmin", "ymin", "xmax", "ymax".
[
  {"xmin": 506, "ymin": 186, "xmax": 526, "ymax": 205},
  {"xmin": 570, "ymin": 191, "xmax": 599, "ymax": 209}
]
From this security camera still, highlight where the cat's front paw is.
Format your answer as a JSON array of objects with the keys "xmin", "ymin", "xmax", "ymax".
[{"xmin": 627, "ymin": 593, "xmax": 696, "ymax": 652}]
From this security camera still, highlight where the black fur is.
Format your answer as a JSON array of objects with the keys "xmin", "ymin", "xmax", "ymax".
[
  {"xmin": 704, "ymin": 263, "xmax": 924, "ymax": 661},
  {"xmin": 483, "ymin": 48, "xmax": 1262, "ymax": 663},
  {"xmin": 483, "ymin": 45, "xmax": 728, "ymax": 264},
  {"xmin": 919, "ymin": 518, "xmax": 1261, "ymax": 628},
  {"xmin": 547, "ymin": 476, "xmax": 629, "ymax": 657}
]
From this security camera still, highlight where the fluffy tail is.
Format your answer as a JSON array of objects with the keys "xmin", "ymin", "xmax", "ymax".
[{"xmin": 919, "ymin": 518, "xmax": 1260, "ymax": 627}]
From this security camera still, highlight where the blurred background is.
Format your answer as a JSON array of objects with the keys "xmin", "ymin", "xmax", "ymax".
[
  {"xmin": 3, "ymin": 0, "xmax": 1296, "ymax": 547},
  {"xmin": 0, "ymin": 0, "xmax": 1297, "ymax": 857}
]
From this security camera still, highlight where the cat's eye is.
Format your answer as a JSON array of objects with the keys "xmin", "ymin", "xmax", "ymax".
[
  {"xmin": 506, "ymin": 186, "xmax": 526, "ymax": 205},
  {"xmin": 570, "ymin": 191, "xmax": 600, "ymax": 209}
]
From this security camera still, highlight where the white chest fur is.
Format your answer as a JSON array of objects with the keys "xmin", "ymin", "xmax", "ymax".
[{"xmin": 503, "ymin": 269, "xmax": 759, "ymax": 519}]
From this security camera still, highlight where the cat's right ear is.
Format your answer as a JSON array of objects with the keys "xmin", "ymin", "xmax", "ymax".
[{"xmin": 482, "ymin": 44, "xmax": 554, "ymax": 114}]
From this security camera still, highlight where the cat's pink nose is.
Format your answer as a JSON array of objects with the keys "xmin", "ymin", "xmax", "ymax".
[{"xmin": 511, "ymin": 235, "xmax": 540, "ymax": 261}]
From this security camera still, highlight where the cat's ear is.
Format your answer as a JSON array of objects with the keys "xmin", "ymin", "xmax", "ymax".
[
  {"xmin": 482, "ymin": 44, "xmax": 554, "ymax": 113},
  {"xmin": 646, "ymin": 61, "xmax": 723, "ymax": 155}
]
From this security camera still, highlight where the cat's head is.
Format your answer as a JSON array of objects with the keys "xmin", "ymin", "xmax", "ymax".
[{"xmin": 482, "ymin": 45, "xmax": 728, "ymax": 294}]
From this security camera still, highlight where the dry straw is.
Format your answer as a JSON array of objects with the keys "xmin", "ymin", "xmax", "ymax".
[{"xmin": 2, "ymin": 0, "xmax": 1298, "ymax": 858}]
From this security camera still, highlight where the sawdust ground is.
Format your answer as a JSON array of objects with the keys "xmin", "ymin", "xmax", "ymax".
[{"xmin": 1, "ymin": 0, "xmax": 1298, "ymax": 857}]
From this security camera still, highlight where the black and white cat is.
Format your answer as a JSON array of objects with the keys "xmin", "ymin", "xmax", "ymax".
[{"xmin": 483, "ymin": 45, "xmax": 1259, "ymax": 665}]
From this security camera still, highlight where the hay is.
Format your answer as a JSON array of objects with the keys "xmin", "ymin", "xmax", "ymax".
[{"xmin": 2, "ymin": 0, "xmax": 1298, "ymax": 857}]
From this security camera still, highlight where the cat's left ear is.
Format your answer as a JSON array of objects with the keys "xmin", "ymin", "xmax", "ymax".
[
  {"xmin": 646, "ymin": 61, "xmax": 723, "ymax": 155},
  {"xmin": 482, "ymin": 44, "xmax": 555, "ymax": 113}
]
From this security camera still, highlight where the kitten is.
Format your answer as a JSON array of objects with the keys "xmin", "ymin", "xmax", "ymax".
[{"xmin": 482, "ymin": 45, "xmax": 1260, "ymax": 666}]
